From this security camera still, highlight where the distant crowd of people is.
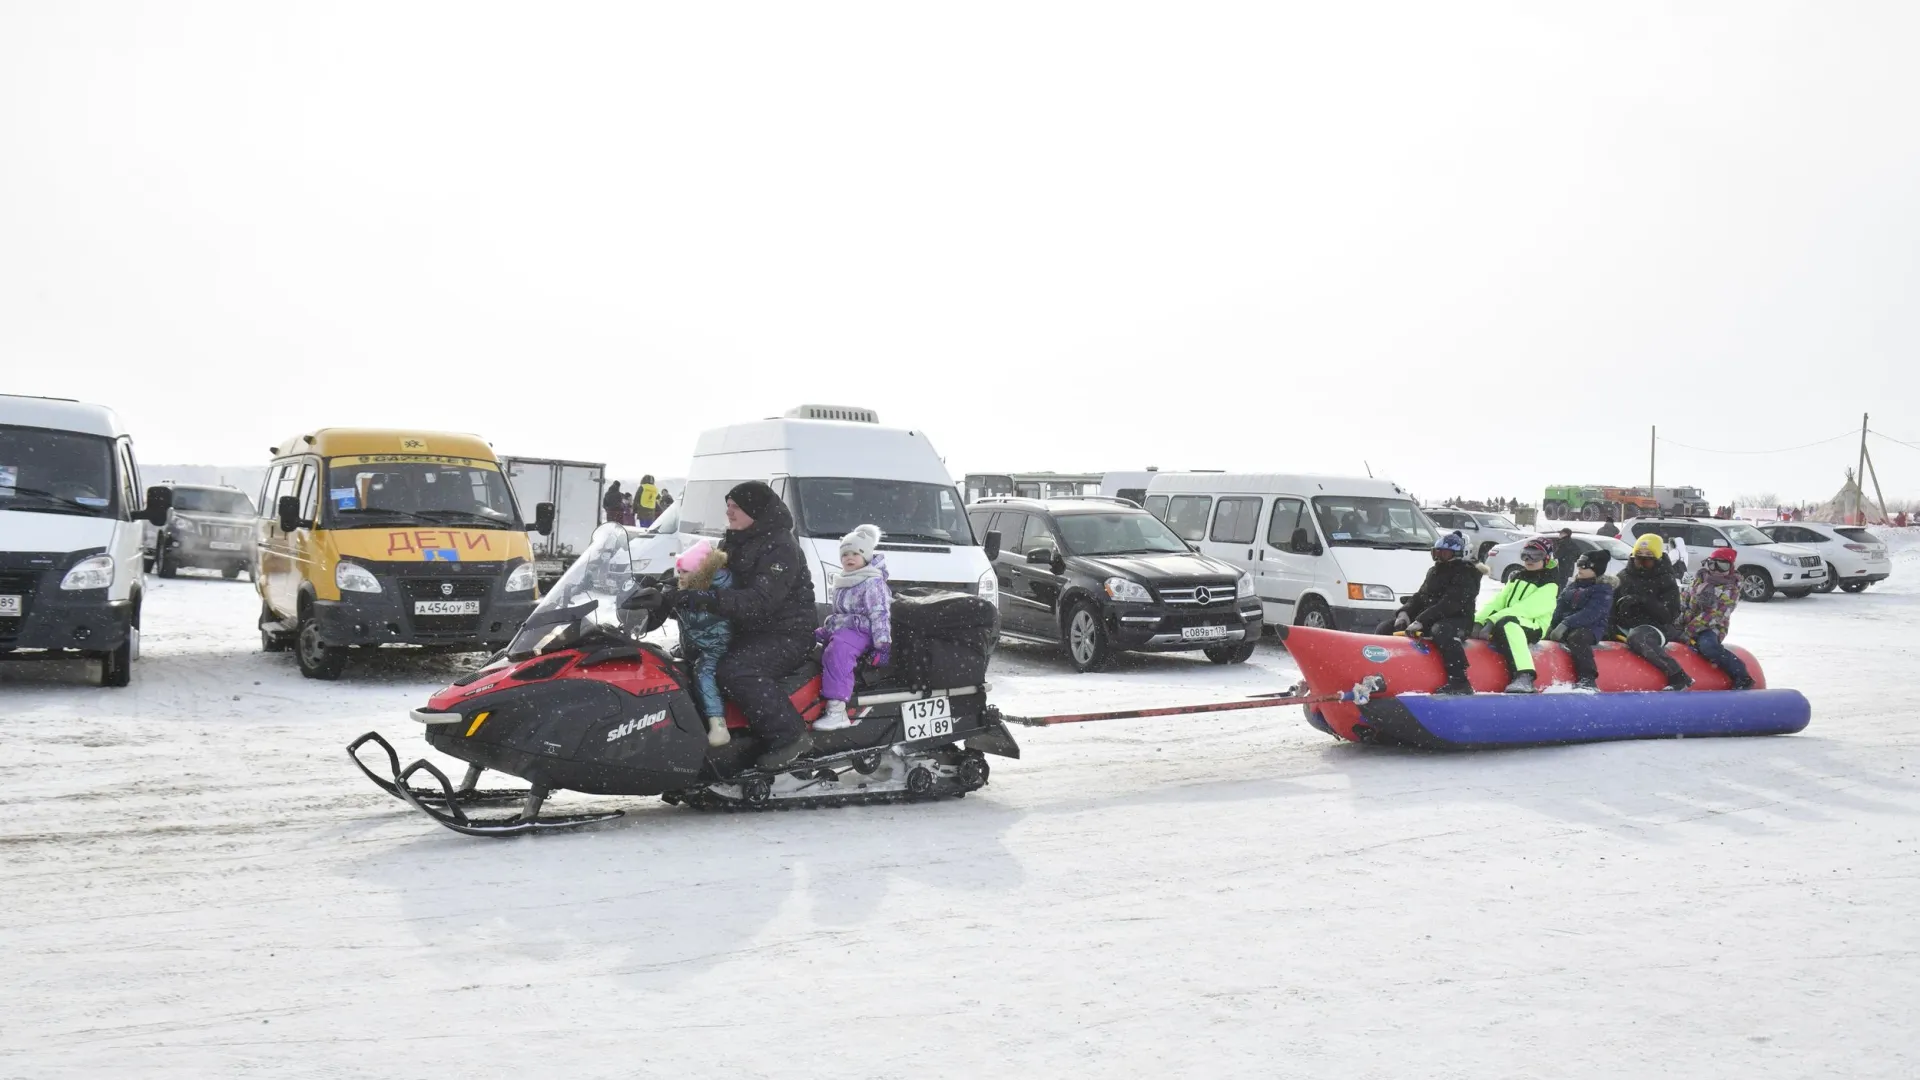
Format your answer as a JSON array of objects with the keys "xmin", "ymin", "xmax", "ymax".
[{"xmin": 602, "ymin": 475, "xmax": 673, "ymax": 528}]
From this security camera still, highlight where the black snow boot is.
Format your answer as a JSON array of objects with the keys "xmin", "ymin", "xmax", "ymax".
[
  {"xmin": 1730, "ymin": 675, "xmax": 1755, "ymax": 691},
  {"xmin": 1436, "ymin": 678, "xmax": 1474, "ymax": 697},
  {"xmin": 1573, "ymin": 676, "xmax": 1599, "ymax": 692},
  {"xmin": 1661, "ymin": 671, "xmax": 1695, "ymax": 692},
  {"xmin": 1503, "ymin": 671, "xmax": 1536, "ymax": 694},
  {"xmin": 754, "ymin": 731, "xmax": 814, "ymax": 771}
]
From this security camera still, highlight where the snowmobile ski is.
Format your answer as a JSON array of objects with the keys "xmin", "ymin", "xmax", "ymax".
[
  {"xmin": 394, "ymin": 758, "xmax": 626, "ymax": 837},
  {"xmin": 348, "ymin": 731, "xmax": 528, "ymax": 807}
]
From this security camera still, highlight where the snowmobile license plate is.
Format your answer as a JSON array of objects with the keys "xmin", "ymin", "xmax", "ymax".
[
  {"xmin": 1181, "ymin": 625, "xmax": 1229, "ymax": 641},
  {"xmin": 901, "ymin": 697, "xmax": 954, "ymax": 741},
  {"xmin": 209, "ymin": 541, "xmax": 243, "ymax": 551},
  {"xmin": 414, "ymin": 600, "xmax": 481, "ymax": 616},
  {"xmin": 0, "ymin": 596, "xmax": 18, "ymax": 616}
]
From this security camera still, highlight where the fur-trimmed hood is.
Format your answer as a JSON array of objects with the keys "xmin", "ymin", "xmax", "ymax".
[{"xmin": 677, "ymin": 546, "xmax": 730, "ymax": 591}]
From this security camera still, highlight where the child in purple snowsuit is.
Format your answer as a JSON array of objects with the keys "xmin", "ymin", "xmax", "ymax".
[{"xmin": 811, "ymin": 524, "xmax": 891, "ymax": 731}]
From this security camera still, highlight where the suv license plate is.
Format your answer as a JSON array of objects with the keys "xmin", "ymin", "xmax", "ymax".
[
  {"xmin": 414, "ymin": 600, "xmax": 480, "ymax": 616},
  {"xmin": 901, "ymin": 697, "xmax": 953, "ymax": 741},
  {"xmin": 1181, "ymin": 625, "xmax": 1230, "ymax": 642},
  {"xmin": 209, "ymin": 541, "xmax": 243, "ymax": 551},
  {"xmin": 0, "ymin": 595, "xmax": 19, "ymax": 616}
]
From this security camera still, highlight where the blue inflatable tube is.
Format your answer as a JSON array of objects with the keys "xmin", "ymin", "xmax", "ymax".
[{"xmin": 1352, "ymin": 689, "xmax": 1810, "ymax": 750}]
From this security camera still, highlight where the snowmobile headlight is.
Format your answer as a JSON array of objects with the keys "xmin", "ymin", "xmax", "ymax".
[
  {"xmin": 60, "ymin": 554, "xmax": 115, "ymax": 591},
  {"xmin": 335, "ymin": 560, "xmax": 382, "ymax": 594},
  {"xmin": 1236, "ymin": 572, "xmax": 1256, "ymax": 598},
  {"xmin": 976, "ymin": 567, "xmax": 998, "ymax": 604},
  {"xmin": 505, "ymin": 562, "xmax": 537, "ymax": 593},
  {"xmin": 1104, "ymin": 577, "xmax": 1153, "ymax": 603},
  {"xmin": 1347, "ymin": 582, "xmax": 1395, "ymax": 602}
]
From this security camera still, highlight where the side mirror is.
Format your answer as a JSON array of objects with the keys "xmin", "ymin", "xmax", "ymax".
[
  {"xmin": 527, "ymin": 502, "xmax": 555, "ymax": 535},
  {"xmin": 143, "ymin": 485, "xmax": 173, "ymax": 525},
  {"xmin": 1026, "ymin": 547, "xmax": 1054, "ymax": 565},
  {"xmin": 277, "ymin": 495, "xmax": 302, "ymax": 533},
  {"xmin": 983, "ymin": 529, "xmax": 1001, "ymax": 561}
]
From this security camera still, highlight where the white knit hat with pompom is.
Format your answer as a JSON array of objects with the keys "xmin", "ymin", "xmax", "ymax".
[{"xmin": 839, "ymin": 523, "xmax": 882, "ymax": 558}]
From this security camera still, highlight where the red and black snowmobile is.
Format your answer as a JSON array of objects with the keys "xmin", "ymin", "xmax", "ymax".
[{"xmin": 350, "ymin": 524, "xmax": 1018, "ymax": 837}]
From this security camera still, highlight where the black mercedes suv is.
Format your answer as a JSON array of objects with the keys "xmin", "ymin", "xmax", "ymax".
[{"xmin": 967, "ymin": 497, "xmax": 1262, "ymax": 672}]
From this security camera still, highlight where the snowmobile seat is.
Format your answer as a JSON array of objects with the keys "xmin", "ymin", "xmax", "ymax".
[{"xmin": 779, "ymin": 659, "xmax": 822, "ymax": 700}]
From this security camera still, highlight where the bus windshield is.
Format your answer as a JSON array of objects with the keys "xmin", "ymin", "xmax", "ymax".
[{"xmin": 324, "ymin": 457, "xmax": 521, "ymax": 528}]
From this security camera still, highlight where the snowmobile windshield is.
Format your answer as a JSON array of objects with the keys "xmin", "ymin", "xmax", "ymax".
[
  {"xmin": 1312, "ymin": 496, "xmax": 1438, "ymax": 549},
  {"xmin": 791, "ymin": 477, "xmax": 975, "ymax": 546},
  {"xmin": 1055, "ymin": 511, "xmax": 1187, "ymax": 556},
  {"xmin": 0, "ymin": 425, "xmax": 119, "ymax": 518},
  {"xmin": 323, "ymin": 456, "xmax": 522, "ymax": 529},
  {"xmin": 505, "ymin": 522, "xmax": 647, "ymax": 658}
]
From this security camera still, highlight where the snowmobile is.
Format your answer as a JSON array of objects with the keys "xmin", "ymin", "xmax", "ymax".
[
  {"xmin": 1280, "ymin": 624, "xmax": 1809, "ymax": 749},
  {"xmin": 350, "ymin": 523, "xmax": 1019, "ymax": 837}
]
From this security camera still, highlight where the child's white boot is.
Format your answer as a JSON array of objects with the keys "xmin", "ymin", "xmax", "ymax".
[
  {"xmin": 813, "ymin": 700, "xmax": 852, "ymax": 731},
  {"xmin": 706, "ymin": 716, "xmax": 731, "ymax": 747}
]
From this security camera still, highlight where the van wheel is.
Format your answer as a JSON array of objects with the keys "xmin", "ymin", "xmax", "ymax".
[
  {"xmin": 1205, "ymin": 642, "xmax": 1257, "ymax": 664},
  {"xmin": 155, "ymin": 543, "xmax": 177, "ymax": 578},
  {"xmin": 1294, "ymin": 596, "xmax": 1333, "ymax": 630},
  {"xmin": 97, "ymin": 639, "xmax": 133, "ymax": 687},
  {"xmin": 1064, "ymin": 603, "xmax": 1112, "ymax": 672},
  {"xmin": 295, "ymin": 608, "xmax": 347, "ymax": 679},
  {"xmin": 1840, "ymin": 580, "xmax": 1870, "ymax": 593},
  {"xmin": 1739, "ymin": 568, "xmax": 1774, "ymax": 602}
]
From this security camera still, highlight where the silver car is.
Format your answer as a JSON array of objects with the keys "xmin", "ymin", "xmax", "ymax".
[
  {"xmin": 1759, "ymin": 521, "xmax": 1892, "ymax": 593},
  {"xmin": 1422, "ymin": 508, "xmax": 1529, "ymax": 560}
]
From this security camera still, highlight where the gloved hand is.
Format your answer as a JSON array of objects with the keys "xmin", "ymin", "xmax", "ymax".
[
  {"xmin": 1392, "ymin": 610, "xmax": 1410, "ymax": 631},
  {"xmin": 620, "ymin": 586, "xmax": 665, "ymax": 611},
  {"xmin": 674, "ymin": 590, "xmax": 715, "ymax": 613},
  {"xmin": 870, "ymin": 647, "xmax": 891, "ymax": 668},
  {"xmin": 1405, "ymin": 620, "xmax": 1423, "ymax": 636},
  {"xmin": 814, "ymin": 626, "xmax": 831, "ymax": 644},
  {"xmin": 1547, "ymin": 623, "xmax": 1566, "ymax": 642}
]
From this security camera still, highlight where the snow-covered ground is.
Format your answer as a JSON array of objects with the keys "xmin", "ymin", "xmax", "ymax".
[{"xmin": 4, "ymin": 556, "xmax": 1918, "ymax": 1078}]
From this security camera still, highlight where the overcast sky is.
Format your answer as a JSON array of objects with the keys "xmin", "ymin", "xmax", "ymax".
[{"xmin": 4, "ymin": 2, "xmax": 1917, "ymax": 505}]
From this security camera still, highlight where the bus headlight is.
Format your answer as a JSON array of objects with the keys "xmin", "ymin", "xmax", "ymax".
[
  {"xmin": 505, "ymin": 562, "xmax": 537, "ymax": 593},
  {"xmin": 61, "ymin": 555, "xmax": 115, "ymax": 590},
  {"xmin": 335, "ymin": 561, "xmax": 382, "ymax": 594}
]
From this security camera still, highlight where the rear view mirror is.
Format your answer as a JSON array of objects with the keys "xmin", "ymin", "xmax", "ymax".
[
  {"xmin": 983, "ymin": 530, "xmax": 1001, "ymax": 561},
  {"xmin": 528, "ymin": 502, "xmax": 555, "ymax": 535},
  {"xmin": 277, "ymin": 495, "xmax": 301, "ymax": 533},
  {"xmin": 1026, "ymin": 548, "xmax": 1054, "ymax": 565},
  {"xmin": 143, "ymin": 485, "xmax": 173, "ymax": 526}
]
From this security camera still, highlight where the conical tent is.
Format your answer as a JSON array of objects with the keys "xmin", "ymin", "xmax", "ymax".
[{"xmin": 1812, "ymin": 473, "xmax": 1868, "ymax": 524}]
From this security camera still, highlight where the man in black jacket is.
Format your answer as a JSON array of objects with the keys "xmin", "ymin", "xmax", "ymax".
[
  {"xmin": 1551, "ymin": 528, "xmax": 1580, "ymax": 587},
  {"xmin": 674, "ymin": 481, "xmax": 821, "ymax": 769},
  {"xmin": 1380, "ymin": 530, "xmax": 1484, "ymax": 695},
  {"xmin": 1608, "ymin": 532, "xmax": 1692, "ymax": 690}
]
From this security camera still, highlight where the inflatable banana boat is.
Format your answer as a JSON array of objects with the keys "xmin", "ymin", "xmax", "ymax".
[{"xmin": 1278, "ymin": 625, "xmax": 1809, "ymax": 750}]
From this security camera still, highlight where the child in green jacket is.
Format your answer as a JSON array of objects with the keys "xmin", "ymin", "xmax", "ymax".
[{"xmin": 1474, "ymin": 538, "xmax": 1560, "ymax": 693}]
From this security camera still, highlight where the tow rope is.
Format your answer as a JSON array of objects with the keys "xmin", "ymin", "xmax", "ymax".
[{"xmin": 1000, "ymin": 676, "xmax": 1384, "ymax": 727}]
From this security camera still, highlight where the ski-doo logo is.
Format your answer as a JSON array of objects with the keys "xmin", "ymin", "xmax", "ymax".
[{"xmin": 606, "ymin": 710, "xmax": 670, "ymax": 743}]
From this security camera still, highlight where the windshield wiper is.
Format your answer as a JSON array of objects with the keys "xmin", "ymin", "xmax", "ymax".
[
  {"xmin": 333, "ymin": 508, "xmax": 443, "ymax": 526},
  {"xmin": 1092, "ymin": 547, "xmax": 1184, "ymax": 556},
  {"xmin": 863, "ymin": 532, "xmax": 956, "ymax": 546},
  {"xmin": 411, "ymin": 509, "xmax": 515, "ymax": 528},
  {"xmin": 1, "ymin": 487, "xmax": 108, "ymax": 515}
]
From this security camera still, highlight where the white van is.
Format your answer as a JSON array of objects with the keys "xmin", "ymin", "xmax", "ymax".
[
  {"xmin": 680, "ymin": 407, "xmax": 995, "ymax": 608},
  {"xmin": 0, "ymin": 395, "xmax": 172, "ymax": 686},
  {"xmin": 1143, "ymin": 472, "xmax": 1437, "ymax": 632}
]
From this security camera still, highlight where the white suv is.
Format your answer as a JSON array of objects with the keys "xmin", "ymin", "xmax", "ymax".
[
  {"xmin": 1627, "ymin": 518, "xmax": 1826, "ymax": 602},
  {"xmin": 1422, "ymin": 507, "xmax": 1528, "ymax": 560},
  {"xmin": 1758, "ymin": 522, "xmax": 1891, "ymax": 594}
]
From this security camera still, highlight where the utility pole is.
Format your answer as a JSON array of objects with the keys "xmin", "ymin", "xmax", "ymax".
[{"xmin": 1856, "ymin": 413, "xmax": 1870, "ymax": 523}]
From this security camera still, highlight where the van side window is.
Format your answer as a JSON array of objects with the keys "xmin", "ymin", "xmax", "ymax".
[
  {"xmin": 115, "ymin": 441, "xmax": 140, "ymax": 517},
  {"xmin": 1144, "ymin": 495, "xmax": 1168, "ymax": 521},
  {"xmin": 298, "ymin": 459, "xmax": 320, "ymax": 521},
  {"xmin": 258, "ymin": 465, "xmax": 281, "ymax": 514},
  {"xmin": 275, "ymin": 463, "xmax": 303, "ymax": 509},
  {"xmin": 1115, "ymin": 487, "xmax": 1146, "ymax": 507},
  {"xmin": 1210, "ymin": 497, "xmax": 1262, "ymax": 545},
  {"xmin": 1165, "ymin": 495, "xmax": 1211, "ymax": 542},
  {"xmin": 1268, "ymin": 498, "xmax": 1308, "ymax": 549}
]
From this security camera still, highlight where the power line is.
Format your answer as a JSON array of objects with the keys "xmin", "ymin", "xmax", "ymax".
[
  {"xmin": 1654, "ymin": 429, "xmax": 1858, "ymax": 455},
  {"xmin": 1869, "ymin": 429, "xmax": 1920, "ymax": 453}
]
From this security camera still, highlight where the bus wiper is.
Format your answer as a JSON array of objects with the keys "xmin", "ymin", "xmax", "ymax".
[
  {"xmin": 334, "ymin": 508, "xmax": 441, "ymax": 526},
  {"xmin": 877, "ymin": 532, "xmax": 957, "ymax": 546},
  {"xmin": 413, "ymin": 509, "xmax": 514, "ymax": 527}
]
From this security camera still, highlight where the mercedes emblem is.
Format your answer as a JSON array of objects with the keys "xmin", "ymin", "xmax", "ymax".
[
  {"xmin": 1193, "ymin": 586, "xmax": 1213, "ymax": 606},
  {"xmin": 439, "ymin": 582, "xmax": 454, "ymax": 597}
]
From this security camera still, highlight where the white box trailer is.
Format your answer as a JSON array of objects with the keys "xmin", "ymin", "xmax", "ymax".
[{"xmin": 503, "ymin": 456, "xmax": 605, "ymax": 588}]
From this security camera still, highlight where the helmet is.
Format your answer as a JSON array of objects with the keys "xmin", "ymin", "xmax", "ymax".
[
  {"xmin": 1706, "ymin": 546, "xmax": 1737, "ymax": 572},
  {"xmin": 1632, "ymin": 533, "xmax": 1664, "ymax": 560},
  {"xmin": 1520, "ymin": 538, "xmax": 1552, "ymax": 564},
  {"xmin": 1434, "ymin": 531, "xmax": 1468, "ymax": 555}
]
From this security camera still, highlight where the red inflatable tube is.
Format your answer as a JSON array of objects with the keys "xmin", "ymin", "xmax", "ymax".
[{"xmin": 1278, "ymin": 624, "xmax": 1767, "ymax": 744}]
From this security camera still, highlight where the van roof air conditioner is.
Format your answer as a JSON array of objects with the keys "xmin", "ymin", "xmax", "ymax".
[{"xmin": 784, "ymin": 404, "xmax": 879, "ymax": 424}]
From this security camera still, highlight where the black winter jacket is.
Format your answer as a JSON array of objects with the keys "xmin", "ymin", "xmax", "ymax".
[
  {"xmin": 1610, "ymin": 555, "xmax": 1680, "ymax": 636},
  {"xmin": 711, "ymin": 499, "xmax": 817, "ymax": 636},
  {"xmin": 1401, "ymin": 557, "xmax": 1484, "ymax": 626}
]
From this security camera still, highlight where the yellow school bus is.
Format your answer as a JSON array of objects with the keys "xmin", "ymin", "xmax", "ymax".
[{"xmin": 254, "ymin": 428, "xmax": 553, "ymax": 679}]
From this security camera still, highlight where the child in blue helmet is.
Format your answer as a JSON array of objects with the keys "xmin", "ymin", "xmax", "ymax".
[{"xmin": 1382, "ymin": 530, "xmax": 1484, "ymax": 695}]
